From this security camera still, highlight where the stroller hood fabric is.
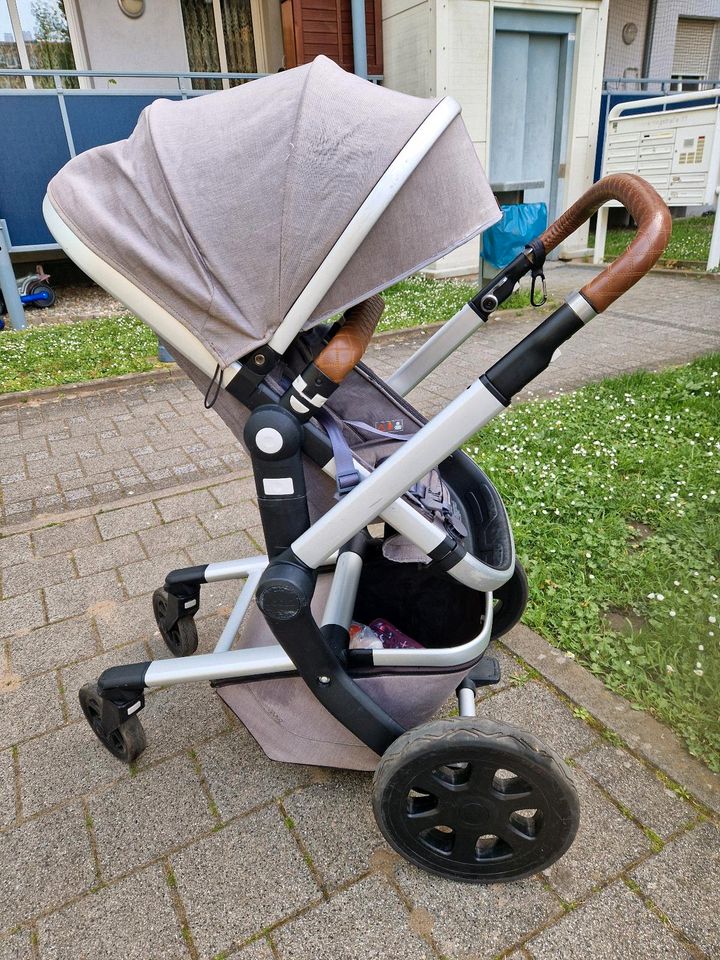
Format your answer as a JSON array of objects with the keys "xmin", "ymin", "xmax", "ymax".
[{"xmin": 47, "ymin": 56, "xmax": 500, "ymax": 367}]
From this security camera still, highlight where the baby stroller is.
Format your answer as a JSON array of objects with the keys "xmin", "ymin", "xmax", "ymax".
[{"xmin": 44, "ymin": 57, "xmax": 671, "ymax": 884}]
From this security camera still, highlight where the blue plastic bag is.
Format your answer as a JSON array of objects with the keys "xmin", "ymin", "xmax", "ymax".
[{"xmin": 481, "ymin": 203, "xmax": 548, "ymax": 269}]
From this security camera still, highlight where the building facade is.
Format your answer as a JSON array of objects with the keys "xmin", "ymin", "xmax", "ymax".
[
  {"xmin": 604, "ymin": 0, "xmax": 720, "ymax": 89},
  {"xmin": 383, "ymin": 0, "xmax": 610, "ymax": 269},
  {"xmin": 0, "ymin": 0, "xmax": 381, "ymax": 91}
]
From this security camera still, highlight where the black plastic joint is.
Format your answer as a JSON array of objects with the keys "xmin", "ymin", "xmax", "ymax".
[
  {"xmin": 428, "ymin": 535, "xmax": 467, "ymax": 572},
  {"xmin": 164, "ymin": 565, "xmax": 207, "ymax": 589},
  {"xmin": 255, "ymin": 554, "xmax": 315, "ymax": 623},
  {"xmin": 97, "ymin": 661, "xmax": 150, "ymax": 694}
]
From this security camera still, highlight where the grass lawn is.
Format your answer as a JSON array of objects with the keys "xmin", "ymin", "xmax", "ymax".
[
  {"xmin": 468, "ymin": 353, "xmax": 720, "ymax": 771},
  {"xmin": 377, "ymin": 274, "xmax": 544, "ymax": 333},
  {"xmin": 0, "ymin": 276, "xmax": 541, "ymax": 394},
  {"xmin": 592, "ymin": 213, "xmax": 714, "ymax": 266},
  {"xmin": 0, "ymin": 314, "xmax": 161, "ymax": 394}
]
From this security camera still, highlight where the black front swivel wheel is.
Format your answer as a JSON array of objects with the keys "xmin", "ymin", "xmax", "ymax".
[
  {"xmin": 79, "ymin": 683, "xmax": 146, "ymax": 763},
  {"xmin": 372, "ymin": 717, "xmax": 579, "ymax": 883},
  {"xmin": 153, "ymin": 587, "xmax": 199, "ymax": 657}
]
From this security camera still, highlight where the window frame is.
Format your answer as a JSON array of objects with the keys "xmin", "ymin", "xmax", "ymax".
[{"xmin": 4, "ymin": 0, "xmax": 88, "ymax": 88}]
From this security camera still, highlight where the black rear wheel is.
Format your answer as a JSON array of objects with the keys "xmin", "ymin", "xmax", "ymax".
[
  {"xmin": 373, "ymin": 717, "xmax": 579, "ymax": 883},
  {"xmin": 79, "ymin": 683, "xmax": 146, "ymax": 763},
  {"xmin": 152, "ymin": 587, "xmax": 199, "ymax": 657},
  {"xmin": 490, "ymin": 561, "xmax": 529, "ymax": 640}
]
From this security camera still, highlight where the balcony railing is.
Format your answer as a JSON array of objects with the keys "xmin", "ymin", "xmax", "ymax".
[{"xmin": 603, "ymin": 76, "xmax": 720, "ymax": 94}]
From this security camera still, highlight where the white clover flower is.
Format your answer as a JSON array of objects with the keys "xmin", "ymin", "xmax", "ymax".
[
  {"xmin": 656, "ymin": 594, "xmax": 665, "ymax": 601},
  {"xmin": 698, "ymin": 644, "xmax": 704, "ymax": 652},
  {"xmin": 694, "ymin": 668, "xmax": 704, "ymax": 677},
  {"xmin": 647, "ymin": 593, "xmax": 656, "ymax": 600},
  {"xmin": 666, "ymin": 665, "xmax": 674, "ymax": 674},
  {"xmin": 669, "ymin": 610, "xmax": 676, "ymax": 617}
]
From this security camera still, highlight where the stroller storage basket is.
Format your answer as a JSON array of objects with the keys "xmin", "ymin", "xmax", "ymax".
[{"xmin": 44, "ymin": 57, "xmax": 672, "ymax": 884}]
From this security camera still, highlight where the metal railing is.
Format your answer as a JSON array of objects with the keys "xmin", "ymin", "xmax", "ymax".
[{"xmin": 603, "ymin": 76, "xmax": 720, "ymax": 93}]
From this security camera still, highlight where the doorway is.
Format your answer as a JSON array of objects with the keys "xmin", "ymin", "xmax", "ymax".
[{"xmin": 490, "ymin": 9, "xmax": 576, "ymax": 223}]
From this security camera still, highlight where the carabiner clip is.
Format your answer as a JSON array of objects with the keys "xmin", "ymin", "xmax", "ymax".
[{"xmin": 530, "ymin": 271, "xmax": 547, "ymax": 308}]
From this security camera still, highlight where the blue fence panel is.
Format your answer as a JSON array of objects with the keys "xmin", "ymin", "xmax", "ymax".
[
  {"xmin": 0, "ymin": 91, "xmax": 184, "ymax": 249},
  {"xmin": 65, "ymin": 94, "xmax": 182, "ymax": 154},
  {"xmin": 0, "ymin": 96, "xmax": 72, "ymax": 246}
]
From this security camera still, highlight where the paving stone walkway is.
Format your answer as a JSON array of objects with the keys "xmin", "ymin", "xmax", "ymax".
[{"xmin": 1, "ymin": 263, "xmax": 719, "ymax": 959}]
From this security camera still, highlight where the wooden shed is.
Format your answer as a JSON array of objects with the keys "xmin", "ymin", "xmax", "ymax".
[{"xmin": 281, "ymin": 0, "xmax": 383, "ymax": 75}]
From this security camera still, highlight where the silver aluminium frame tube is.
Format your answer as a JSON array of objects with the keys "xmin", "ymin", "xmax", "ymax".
[
  {"xmin": 321, "ymin": 550, "xmax": 364, "ymax": 629},
  {"xmin": 386, "ymin": 303, "xmax": 486, "ymax": 397},
  {"xmin": 213, "ymin": 568, "xmax": 264, "ymax": 653},
  {"xmin": 292, "ymin": 378, "xmax": 507, "ymax": 576},
  {"xmin": 370, "ymin": 592, "xmax": 493, "ymax": 667},
  {"xmin": 267, "ymin": 97, "xmax": 461, "ymax": 355},
  {"xmin": 321, "ymin": 457, "xmax": 513, "ymax": 592},
  {"xmin": 144, "ymin": 645, "xmax": 294, "ymax": 687},
  {"xmin": 458, "ymin": 685, "xmax": 478, "ymax": 717}
]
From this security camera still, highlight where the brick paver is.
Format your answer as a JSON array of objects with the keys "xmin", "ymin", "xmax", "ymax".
[{"xmin": 0, "ymin": 264, "xmax": 718, "ymax": 958}]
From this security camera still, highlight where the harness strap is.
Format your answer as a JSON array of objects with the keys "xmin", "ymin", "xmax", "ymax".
[{"xmin": 314, "ymin": 408, "xmax": 362, "ymax": 496}]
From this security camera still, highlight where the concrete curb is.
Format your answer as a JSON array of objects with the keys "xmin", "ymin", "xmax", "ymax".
[
  {"xmin": 0, "ymin": 364, "xmax": 185, "ymax": 409},
  {"xmin": 503, "ymin": 624, "xmax": 720, "ymax": 815}
]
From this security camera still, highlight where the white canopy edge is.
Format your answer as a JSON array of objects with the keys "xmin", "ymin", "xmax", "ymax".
[
  {"xmin": 268, "ymin": 96, "xmax": 462, "ymax": 355},
  {"xmin": 43, "ymin": 194, "xmax": 243, "ymax": 386}
]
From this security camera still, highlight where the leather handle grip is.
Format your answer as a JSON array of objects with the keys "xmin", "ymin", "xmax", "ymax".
[
  {"xmin": 538, "ymin": 174, "xmax": 672, "ymax": 313},
  {"xmin": 315, "ymin": 295, "xmax": 385, "ymax": 384}
]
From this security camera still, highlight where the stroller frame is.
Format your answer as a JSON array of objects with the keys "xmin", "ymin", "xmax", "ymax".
[{"xmin": 45, "ymin": 97, "xmax": 672, "ymax": 877}]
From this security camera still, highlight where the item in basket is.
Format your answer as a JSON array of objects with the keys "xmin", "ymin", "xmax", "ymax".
[
  {"xmin": 368, "ymin": 618, "xmax": 425, "ymax": 649},
  {"xmin": 348, "ymin": 621, "xmax": 383, "ymax": 650}
]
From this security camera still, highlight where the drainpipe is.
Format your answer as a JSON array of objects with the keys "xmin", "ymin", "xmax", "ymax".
[{"xmin": 350, "ymin": 0, "xmax": 368, "ymax": 79}]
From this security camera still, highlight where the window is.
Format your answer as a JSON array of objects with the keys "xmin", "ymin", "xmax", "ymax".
[
  {"xmin": 0, "ymin": 0, "xmax": 78, "ymax": 88},
  {"xmin": 181, "ymin": 0, "xmax": 260, "ymax": 90},
  {"xmin": 671, "ymin": 17, "xmax": 717, "ymax": 90},
  {"xmin": 0, "ymin": 0, "xmax": 23, "ymax": 87}
]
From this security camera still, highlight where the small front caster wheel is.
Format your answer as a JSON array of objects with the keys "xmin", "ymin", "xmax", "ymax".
[
  {"xmin": 152, "ymin": 587, "xmax": 199, "ymax": 657},
  {"xmin": 373, "ymin": 717, "xmax": 579, "ymax": 884},
  {"xmin": 490, "ymin": 561, "xmax": 529, "ymax": 640},
  {"xmin": 79, "ymin": 683, "xmax": 146, "ymax": 763}
]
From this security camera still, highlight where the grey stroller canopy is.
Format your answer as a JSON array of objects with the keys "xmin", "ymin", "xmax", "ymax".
[{"xmin": 47, "ymin": 56, "xmax": 499, "ymax": 367}]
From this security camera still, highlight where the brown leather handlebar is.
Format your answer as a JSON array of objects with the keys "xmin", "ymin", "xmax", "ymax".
[
  {"xmin": 315, "ymin": 295, "xmax": 385, "ymax": 384},
  {"xmin": 538, "ymin": 173, "xmax": 672, "ymax": 313}
]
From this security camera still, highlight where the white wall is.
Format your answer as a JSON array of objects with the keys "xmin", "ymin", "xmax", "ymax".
[
  {"xmin": 383, "ymin": 0, "xmax": 609, "ymax": 272},
  {"xmin": 76, "ymin": 0, "xmax": 189, "ymax": 88}
]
